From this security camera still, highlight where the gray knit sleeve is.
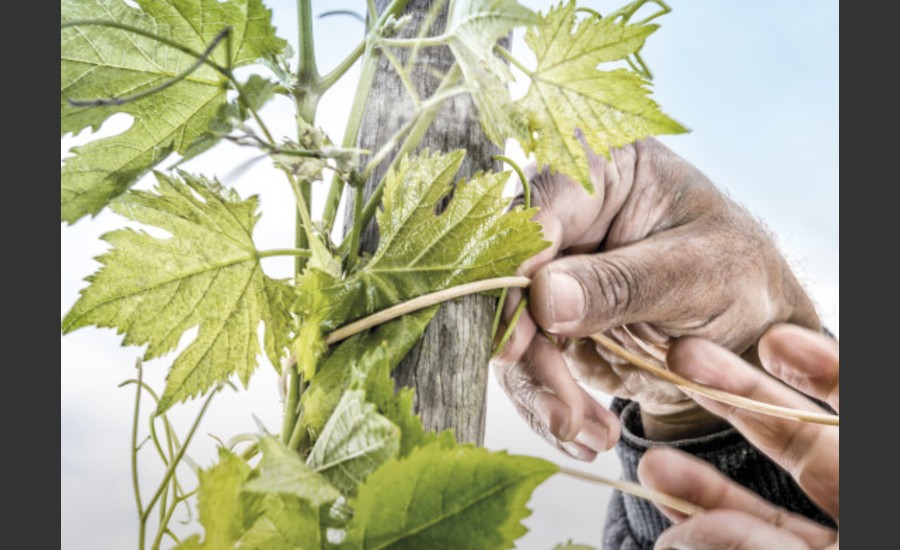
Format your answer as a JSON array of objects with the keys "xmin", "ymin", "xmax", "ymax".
[{"xmin": 602, "ymin": 398, "xmax": 834, "ymax": 550}]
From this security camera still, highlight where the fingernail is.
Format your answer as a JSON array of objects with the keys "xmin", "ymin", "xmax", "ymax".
[
  {"xmin": 575, "ymin": 420, "xmax": 609, "ymax": 452},
  {"xmin": 556, "ymin": 414, "xmax": 573, "ymax": 442},
  {"xmin": 549, "ymin": 272, "xmax": 585, "ymax": 325},
  {"xmin": 682, "ymin": 343, "xmax": 729, "ymax": 386},
  {"xmin": 566, "ymin": 442, "xmax": 597, "ymax": 462}
]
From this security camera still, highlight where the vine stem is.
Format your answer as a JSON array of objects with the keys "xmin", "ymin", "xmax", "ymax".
[
  {"xmin": 290, "ymin": 0, "xmax": 316, "ymax": 428},
  {"xmin": 149, "ymin": 490, "xmax": 197, "ymax": 550},
  {"xmin": 495, "ymin": 45, "xmax": 533, "ymax": 77},
  {"xmin": 320, "ymin": 0, "xmax": 412, "ymax": 234},
  {"xmin": 140, "ymin": 389, "xmax": 218, "ymax": 525},
  {"xmin": 121, "ymin": 375, "xmax": 214, "ymax": 549},
  {"xmin": 121, "ymin": 379, "xmax": 191, "ymax": 496},
  {"xmin": 325, "ymin": 276, "xmax": 531, "ymax": 345},
  {"xmin": 287, "ymin": 401, "xmax": 309, "ymax": 451},
  {"xmin": 490, "ymin": 288, "xmax": 508, "ymax": 340},
  {"xmin": 257, "ymin": 248, "xmax": 312, "ymax": 259},
  {"xmin": 346, "ymin": 184, "xmax": 365, "ymax": 270},
  {"xmin": 359, "ymin": 86, "xmax": 467, "ymax": 182},
  {"xmin": 609, "ymin": 0, "xmax": 672, "ymax": 25},
  {"xmin": 292, "ymin": 0, "xmax": 319, "ymax": 280},
  {"xmin": 319, "ymin": 40, "xmax": 365, "ymax": 92},
  {"xmin": 296, "ymin": 0, "xmax": 319, "ymax": 84},
  {"xmin": 322, "ymin": 276, "xmax": 840, "ymax": 427},
  {"xmin": 403, "ymin": 0, "xmax": 448, "ymax": 74},
  {"xmin": 319, "ymin": 41, "xmax": 375, "ymax": 232},
  {"xmin": 349, "ymin": 64, "xmax": 465, "ymax": 246},
  {"xmin": 575, "ymin": 6, "xmax": 603, "ymax": 19},
  {"xmin": 376, "ymin": 35, "xmax": 447, "ymax": 48},
  {"xmin": 589, "ymin": 333, "xmax": 840, "ymax": 426},
  {"xmin": 230, "ymin": 74, "xmax": 278, "ymax": 145},
  {"xmin": 488, "ymin": 155, "xmax": 531, "ymax": 343},
  {"xmin": 491, "ymin": 297, "xmax": 527, "ymax": 356},
  {"xmin": 281, "ymin": 359, "xmax": 301, "ymax": 445},
  {"xmin": 557, "ymin": 466, "xmax": 704, "ymax": 517},
  {"xmin": 493, "ymin": 155, "xmax": 531, "ymax": 209},
  {"xmin": 288, "ymin": 174, "xmax": 318, "ymax": 252},
  {"xmin": 131, "ymin": 360, "xmax": 145, "ymax": 526},
  {"xmin": 378, "ymin": 40, "xmax": 422, "ymax": 107}
]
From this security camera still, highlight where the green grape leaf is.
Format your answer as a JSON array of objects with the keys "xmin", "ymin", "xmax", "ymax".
[
  {"xmin": 236, "ymin": 494, "xmax": 322, "ymax": 550},
  {"xmin": 551, "ymin": 542, "xmax": 596, "ymax": 550},
  {"xmin": 236, "ymin": 74, "xmax": 280, "ymax": 112},
  {"xmin": 60, "ymin": 171, "xmax": 294, "ymax": 413},
  {"xmin": 342, "ymin": 443, "xmax": 558, "ymax": 549},
  {"xmin": 178, "ymin": 446, "xmax": 326, "ymax": 549},
  {"xmin": 244, "ymin": 437, "xmax": 342, "ymax": 507},
  {"xmin": 298, "ymin": 308, "xmax": 437, "ymax": 441},
  {"xmin": 519, "ymin": 0, "xmax": 687, "ymax": 192},
  {"xmin": 177, "ymin": 74, "xmax": 280, "ymax": 166},
  {"xmin": 307, "ymin": 390, "xmax": 401, "ymax": 496},
  {"xmin": 293, "ymin": 149, "xmax": 548, "ymax": 379},
  {"xmin": 355, "ymin": 339, "xmax": 456, "ymax": 457},
  {"xmin": 191, "ymin": 449, "xmax": 252, "ymax": 549},
  {"xmin": 260, "ymin": 43, "xmax": 298, "ymax": 90},
  {"xmin": 173, "ymin": 536, "xmax": 202, "ymax": 550},
  {"xmin": 60, "ymin": 0, "xmax": 286, "ymax": 223},
  {"xmin": 445, "ymin": 0, "xmax": 539, "ymax": 144}
]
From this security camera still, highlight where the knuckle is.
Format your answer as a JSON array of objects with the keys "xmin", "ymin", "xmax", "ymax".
[
  {"xmin": 497, "ymin": 362, "xmax": 539, "ymax": 409},
  {"xmin": 513, "ymin": 392, "xmax": 554, "ymax": 443},
  {"xmin": 584, "ymin": 257, "xmax": 635, "ymax": 323},
  {"xmin": 495, "ymin": 362, "xmax": 566, "ymax": 447},
  {"xmin": 527, "ymin": 166, "xmax": 560, "ymax": 208},
  {"xmin": 524, "ymin": 165, "xmax": 582, "ymax": 210}
]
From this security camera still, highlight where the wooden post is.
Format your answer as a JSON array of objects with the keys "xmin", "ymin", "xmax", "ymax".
[{"xmin": 345, "ymin": 0, "xmax": 509, "ymax": 445}]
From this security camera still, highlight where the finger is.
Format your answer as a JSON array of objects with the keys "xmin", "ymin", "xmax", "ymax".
[
  {"xmin": 512, "ymin": 166, "xmax": 611, "ymax": 277},
  {"xmin": 500, "ymin": 146, "xmax": 638, "ymax": 365},
  {"xmin": 639, "ymin": 447, "xmax": 837, "ymax": 548},
  {"xmin": 759, "ymin": 323, "xmax": 839, "ymax": 412},
  {"xmin": 529, "ymin": 227, "xmax": 760, "ymax": 337},
  {"xmin": 495, "ymin": 377, "xmax": 603, "ymax": 461},
  {"xmin": 526, "ymin": 336, "xmax": 587, "ymax": 442},
  {"xmin": 562, "ymin": 337, "xmax": 627, "ymax": 395},
  {"xmin": 531, "ymin": 391, "xmax": 598, "ymax": 461},
  {"xmin": 627, "ymin": 321, "xmax": 671, "ymax": 345},
  {"xmin": 604, "ymin": 326, "xmax": 692, "ymax": 411},
  {"xmin": 576, "ymin": 385, "xmax": 622, "ymax": 450},
  {"xmin": 667, "ymin": 337, "xmax": 839, "ymax": 518},
  {"xmin": 496, "ymin": 167, "xmax": 604, "ymax": 367},
  {"xmin": 563, "ymin": 335, "xmax": 689, "ymax": 410},
  {"xmin": 492, "ymin": 335, "xmax": 584, "ymax": 442},
  {"xmin": 492, "ymin": 339, "xmax": 620, "ymax": 458},
  {"xmin": 654, "ymin": 510, "xmax": 814, "ymax": 550}
]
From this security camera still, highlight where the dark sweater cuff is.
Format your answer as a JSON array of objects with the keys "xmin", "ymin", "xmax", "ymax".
[{"xmin": 602, "ymin": 398, "xmax": 834, "ymax": 550}]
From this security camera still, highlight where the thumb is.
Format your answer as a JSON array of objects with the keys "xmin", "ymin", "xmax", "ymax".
[
  {"xmin": 529, "ymin": 234, "xmax": 711, "ymax": 336},
  {"xmin": 654, "ymin": 511, "xmax": 814, "ymax": 550}
]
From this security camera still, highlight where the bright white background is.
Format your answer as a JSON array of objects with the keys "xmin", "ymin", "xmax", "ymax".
[{"xmin": 61, "ymin": 1, "xmax": 838, "ymax": 548}]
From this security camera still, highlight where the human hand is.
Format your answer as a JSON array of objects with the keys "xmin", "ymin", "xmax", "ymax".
[
  {"xmin": 491, "ymin": 137, "xmax": 821, "ymax": 460},
  {"xmin": 638, "ymin": 323, "xmax": 839, "ymax": 549}
]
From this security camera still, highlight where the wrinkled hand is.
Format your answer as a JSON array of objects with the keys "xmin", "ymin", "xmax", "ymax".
[
  {"xmin": 638, "ymin": 323, "xmax": 839, "ymax": 549},
  {"xmin": 491, "ymin": 137, "xmax": 821, "ymax": 460}
]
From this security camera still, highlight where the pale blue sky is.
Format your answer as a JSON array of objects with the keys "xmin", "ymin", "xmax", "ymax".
[{"xmin": 61, "ymin": 2, "xmax": 837, "ymax": 548}]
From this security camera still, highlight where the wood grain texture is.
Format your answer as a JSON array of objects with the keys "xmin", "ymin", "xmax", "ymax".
[{"xmin": 345, "ymin": 0, "xmax": 510, "ymax": 444}]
